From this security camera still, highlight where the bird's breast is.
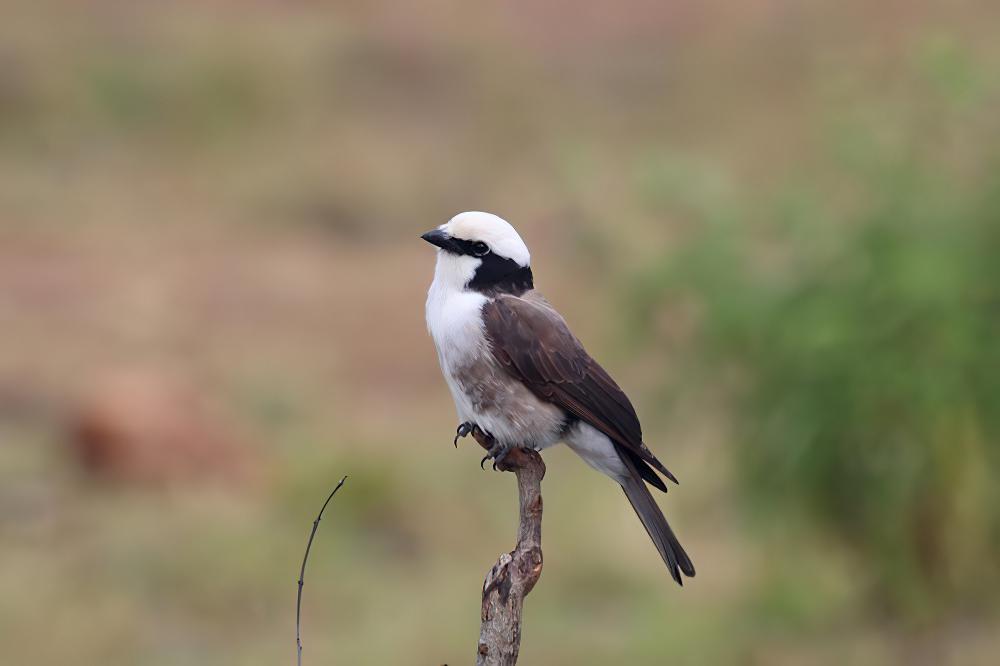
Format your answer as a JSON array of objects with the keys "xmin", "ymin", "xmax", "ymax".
[{"xmin": 426, "ymin": 284, "xmax": 489, "ymax": 371}]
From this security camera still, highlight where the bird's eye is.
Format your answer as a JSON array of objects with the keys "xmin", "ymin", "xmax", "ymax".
[{"xmin": 472, "ymin": 241, "xmax": 490, "ymax": 256}]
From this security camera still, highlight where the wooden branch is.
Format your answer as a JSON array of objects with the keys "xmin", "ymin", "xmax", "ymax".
[{"xmin": 472, "ymin": 431, "xmax": 546, "ymax": 666}]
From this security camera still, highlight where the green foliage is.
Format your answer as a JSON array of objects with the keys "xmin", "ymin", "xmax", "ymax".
[{"xmin": 633, "ymin": 133, "xmax": 1000, "ymax": 616}]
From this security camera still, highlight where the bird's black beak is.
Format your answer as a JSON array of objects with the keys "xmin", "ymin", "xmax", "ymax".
[{"xmin": 420, "ymin": 228, "xmax": 461, "ymax": 254}]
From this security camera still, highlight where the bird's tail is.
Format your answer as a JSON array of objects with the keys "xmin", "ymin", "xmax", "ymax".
[{"xmin": 621, "ymin": 474, "xmax": 696, "ymax": 585}]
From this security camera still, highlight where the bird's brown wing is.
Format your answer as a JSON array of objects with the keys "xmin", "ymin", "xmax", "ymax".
[{"xmin": 482, "ymin": 294, "xmax": 677, "ymax": 488}]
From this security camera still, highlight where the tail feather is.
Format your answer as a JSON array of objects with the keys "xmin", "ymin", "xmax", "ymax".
[{"xmin": 621, "ymin": 474, "xmax": 696, "ymax": 585}]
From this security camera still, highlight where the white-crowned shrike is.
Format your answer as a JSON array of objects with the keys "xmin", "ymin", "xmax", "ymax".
[{"xmin": 423, "ymin": 211, "xmax": 694, "ymax": 585}]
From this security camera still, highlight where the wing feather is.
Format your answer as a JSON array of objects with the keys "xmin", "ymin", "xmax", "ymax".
[{"xmin": 483, "ymin": 294, "xmax": 678, "ymax": 486}]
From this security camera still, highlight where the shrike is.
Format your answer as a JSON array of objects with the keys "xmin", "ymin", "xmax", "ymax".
[{"xmin": 422, "ymin": 211, "xmax": 695, "ymax": 585}]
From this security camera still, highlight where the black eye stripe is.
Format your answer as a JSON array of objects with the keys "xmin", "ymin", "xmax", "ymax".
[
  {"xmin": 449, "ymin": 238, "xmax": 491, "ymax": 257},
  {"xmin": 443, "ymin": 235, "xmax": 532, "ymax": 295}
]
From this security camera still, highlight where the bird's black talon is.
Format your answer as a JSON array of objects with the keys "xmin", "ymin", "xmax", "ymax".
[
  {"xmin": 454, "ymin": 421, "xmax": 473, "ymax": 447},
  {"xmin": 478, "ymin": 440, "xmax": 511, "ymax": 471}
]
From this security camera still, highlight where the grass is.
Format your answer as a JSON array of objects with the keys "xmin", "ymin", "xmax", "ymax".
[{"xmin": 631, "ymin": 90, "xmax": 1000, "ymax": 620}]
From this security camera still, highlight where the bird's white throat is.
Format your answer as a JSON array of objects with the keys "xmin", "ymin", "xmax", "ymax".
[
  {"xmin": 429, "ymin": 249, "xmax": 482, "ymax": 293},
  {"xmin": 426, "ymin": 266, "xmax": 489, "ymax": 361}
]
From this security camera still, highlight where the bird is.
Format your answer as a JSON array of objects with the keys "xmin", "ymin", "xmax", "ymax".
[{"xmin": 421, "ymin": 211, "xmax": 695, "ymax": 585}]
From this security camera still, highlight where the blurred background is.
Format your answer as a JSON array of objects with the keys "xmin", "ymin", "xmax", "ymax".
[{"xmin": 1, "ymin": 1, "xmax": 998, "ymax": 664}]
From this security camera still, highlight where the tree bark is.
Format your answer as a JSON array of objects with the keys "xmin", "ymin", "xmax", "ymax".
[{"xmin": 472, "ymin": 433, "xmax": 545, "ymax": 666}]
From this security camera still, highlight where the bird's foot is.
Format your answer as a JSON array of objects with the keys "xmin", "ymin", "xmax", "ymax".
[
  {"xmin": 480, "ymin": 440, "xmax": 514, "ymax": 471},
  {"xmin": 455, "ymin": 422, "xmax": 493, "ymax": 450},
  {"xmin": 454, "ymin": 421, "xmax": 475, "ymax": 447},
  {"xmin": 454, "ymin": 424, "xmax": 514, "ymax": 470}
]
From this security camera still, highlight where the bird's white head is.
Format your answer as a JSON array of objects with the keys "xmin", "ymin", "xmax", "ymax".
[{"xmin": 421, "ymin": 212, "xmax": 533, "ymax": 295}]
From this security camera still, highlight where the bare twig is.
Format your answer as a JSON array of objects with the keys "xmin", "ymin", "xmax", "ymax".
[
  {"xmin": 471, "ymin": 431, "xmax": 546, "ymax": 666},
  {"xmin": 296, "ymin": 475, "xmax": 347, "ymax": 666}
]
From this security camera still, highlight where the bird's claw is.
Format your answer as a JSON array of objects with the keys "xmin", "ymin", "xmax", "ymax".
[
  {"xmin": 454, "ymin": 423, "xmax": 507, "ymax": 469},
  {"xmin": 480, "ymin": 441, "xmax": 512, "ymax": 471},
  {"xmin": 454, "ymin": 422, "xmax": 474, "ymax": 447}
]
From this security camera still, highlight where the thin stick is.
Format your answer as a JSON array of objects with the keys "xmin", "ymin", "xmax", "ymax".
[{"xmin": 296, "ymin": 475, "xmax": 347, "ymax": 666}]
